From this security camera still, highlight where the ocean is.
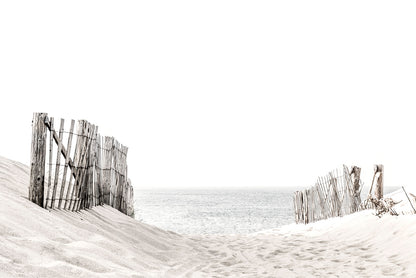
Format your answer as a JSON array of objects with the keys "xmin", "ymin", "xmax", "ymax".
[
  {"xmin": 134, "ymin": 188, "xmax": 296, "ymax": 235},
  {"xmin": 134, "ymin": 186, "xmax": 401, "ymax": 235}
]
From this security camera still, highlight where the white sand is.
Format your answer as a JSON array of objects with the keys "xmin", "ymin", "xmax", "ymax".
[{"xmin": 1, "ymin": 156, "xmax": 416, "ymax": 277}]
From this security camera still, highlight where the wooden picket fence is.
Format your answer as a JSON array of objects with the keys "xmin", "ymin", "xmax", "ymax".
[
  {"xmin": 293, "ymin": 165, "xmax": 362, "ymax": 224},
  {"xmin": 29, "ymin": 113, "xmax": 134, "ymax": 217}
]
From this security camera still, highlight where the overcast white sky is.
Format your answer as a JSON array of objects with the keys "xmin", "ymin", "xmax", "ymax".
[{"xmin": 1, "ymin": 1, "xmax": 415, "ymax": 191}]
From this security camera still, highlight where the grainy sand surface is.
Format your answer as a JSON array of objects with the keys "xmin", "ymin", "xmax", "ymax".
[{"xmin": 1, "ymin": 156, "xmax": 416, "ymax": 277}]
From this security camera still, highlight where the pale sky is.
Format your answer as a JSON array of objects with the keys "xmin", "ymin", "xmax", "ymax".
[{"xmin": 1, "ymin": 1, "xmax": 415, "ymax": 191}]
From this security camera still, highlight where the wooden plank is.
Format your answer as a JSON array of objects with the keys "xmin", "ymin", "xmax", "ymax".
[
  {"xmin": 102, "ymin": 136, "xmax": 113, "ymax": 205},
  {"xmin": 29, "ymin": 113, "xmax": 48, "ymax": 207},
  {"xmin": 114, "ymin": 140, "xmax": 119, "ymax": 208},
  {"xmin": 326, "ymin": 174, "xmax": 335, "ymax": 218},
  {"xmin": 74, "ymin": 121, "xmax": 92, "ymax": 211},
  {"xmin": 96, "ymin": 135, "xmax": 103, "ymax": 205},
  {"xmin": 86, "ymin": 127, "xmax": 94, "ymax": 208},
  {"xmin": 51, "ymin": 118, "xmax": 65, "ymax": 209},
  {"xmin": 75, "ymin": 123, "xmax": 97, "ymax": 211},
  {"xmin": 130, "ymin": 181, "xmax": 134, "ymax": 216},
  {"xmin": 46, "ymin": 117, "xmax": 54, "ymax": 208},
  {"xmin": 350, "ymin": 165, "xmax": 362, "ymax": 212},
  {"xmin": 87, "ymin": 126, "xmax": 98, "ymax": 208},
  {"xmin": 58, "ymin": 119, "xmax": 75, "ymax": 209},
  {"xmin": 44, "ymin": 118, "xmax": 77, "ymax": 180},
  {"xmin": 322, "ymin": 175, "xmax": 331, "ymax": 218},
  {"xmin": 66, "ymin": 120, "xmax": 84, "ymax": 210},
  {"xmin": 70, "ymin": 120, "xmax": 89, "ymax": 211},
  {"xmin": 72, "ymin": 121, "xmax": 87, "ymax": 211},
  {"xmin": 375, "ymin": 164, "xmax": 384, "ymax": 200},
  {"xmin": 114, "ymin": 142, "xmax": 120, "ymax": 210},
  {"xmin": 126, "ymin": 179, "xmax": 134, "ymax": 217},
  {"xmin": 120, "ymin": 145, "xmax": 128, "ymax": 213},
  {"xmin": 110, "ymin": 138, "xmax": 117, "ymax": 208},
  {"xmin": 92, "ymin": 134, "xmax": 98, "ymax": 206},
  {"xmin": 294, "ymin": 192, "xmax": 299, "ymax": 223}
]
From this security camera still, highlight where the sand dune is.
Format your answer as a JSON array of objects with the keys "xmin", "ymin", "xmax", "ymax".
[{"xmin": 1, "ymin": 155, "xmax": 416, "ymax": 277}]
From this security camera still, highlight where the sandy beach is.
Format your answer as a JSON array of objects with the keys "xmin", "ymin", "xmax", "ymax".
[{"xmin": 1, "ymin": 155, "xmax": 416, "ymax": 278}]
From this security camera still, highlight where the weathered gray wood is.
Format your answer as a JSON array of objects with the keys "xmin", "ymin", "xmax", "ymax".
[
  {"xmin": 77, "ymin": 123, "xmax": 97, "ymax": 211},
  {"xmin": 72, "ymin": 121, "xmax": 87, "ymax": 211},
  {"xmin": 95, "ymin": 134, "xmax": 103, "ymax": 205},
  {"xmin": 115, "ymin": 143, "xmax": 127, "ymax": 212},
  {"xmin": 30, "ymin": 112, "xmax": 134, "ymax": 216},
  {"xmin": 44, "ymin": 118, "xmax": 77, "ymax": 181},
  {"xmin": 70, "ymin": 120, "xmax": 89, "ymax": 211},
  {"xmin": 66, "ymin": 120, "xmax": 84, "ymax": 210},
  {"xmin": 46, "ymin": 117, "xmax": 54, "ymax": 208},
  {"xmin": 119, "ymin": 145, "xmax": 128, "ymax": 213},
  {"xmin": 294, "ymin": 166, "xmax": 364, "ymax": 224},
  {"xmin": 92, "ymin": 134, "xmax": 97, "ymax": 206},
  {"xmin": 74, "ymin": 121, "xmax": 93, "ymax": 211},
  {"xmin": 350, "ymin": 166, "xmax": 361, "ymax": 193},
  {"xmin": 113, "ymin": 141, "xmax": 120, "ymax": 210},
  {"xmin": 86, "ymin": 125, "xmax": 98, "ymax": 209},
  {"xmin": 110, "ymin": 138, "xmax": 117, "ymax": 207},
  {"xmin": 375, "ymin": 164, "xmax": 384, "ymax": 200},
  {"xmin": 97, "ymin": 135, "xmax": 103, "ymax": 205},
  {"xmin": 51, "ymin": 118, "xmax": 64, "ymax": 209},
  {"xmin": 124, "ymin": 176, "xmax": 133, "ymax": 216},
  {"xmin": 101, "ymin": 136, "xmax": 111, "ymax": 205},
  {"xmin": 58, "ymin": 119, "xmax": 75, "ymax": 209},
  {"xmin": 346, "ymin": 165, "xmax": 361, "ymax": 213},
  {"xmin": 29, "ymin": 113, "xmax": 48, "ymax": 207}
]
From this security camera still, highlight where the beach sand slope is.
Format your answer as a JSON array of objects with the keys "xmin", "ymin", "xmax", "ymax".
[{"xmin": 1, "ymin": 156, "xmax": 416, "ymax": 277}]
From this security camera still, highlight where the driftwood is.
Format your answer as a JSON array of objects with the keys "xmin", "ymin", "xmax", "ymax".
[{"xmin": 364, "ymin": 196, "xmax": 400, "ymax": 217}]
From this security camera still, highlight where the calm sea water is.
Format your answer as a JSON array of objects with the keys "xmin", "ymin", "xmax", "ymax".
[
  {"xmin": 134, "ymin": 188, "xmax": 296, "ymax": 235},
  {"xmin": 134, "ymin": 186, "xmax": 400, "ymax": 235}
]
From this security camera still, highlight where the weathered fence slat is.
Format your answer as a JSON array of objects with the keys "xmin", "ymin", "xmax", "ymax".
[
  {"xmin": 72, "ymin": 120, "xmax": 90, "ymax": 211},
  {"xmin": 58, "ymin": 119, "xmax": 75, "ymax": 209},
  {"xmin": 95, "ymin": 134, "xmax": 103, "ymax": 205},
  {"xmin": 51, "ymin": 118, "xmax": 65, "ymax": 209},
  {"xmin": 29, "ymin": 113, "xmax": 135, "ymax": 217},
  {"xmin": 29, "ymin": 113, "xmax": 48, "ymax": 207},
  {"xmin": 75, "ymin": 122, "xmax": 95, "ymax": 211},
  {"xmin": 375, "ymin": 164, "xmax": 384, "ymax": 200},
  {"xmin": 66, "ymin": 120, "xmax": 83, "ymax": 210},
  {"xmin": 46, "ymin": 117, "xmax": 54, "ymax": 208},
  {"xmin": 294, "ymin": 165, "xmax": 363, "ymax": 224},
  {"xmin": 103, "ymin": 137, "xmax": 113, "ymax": 205}
]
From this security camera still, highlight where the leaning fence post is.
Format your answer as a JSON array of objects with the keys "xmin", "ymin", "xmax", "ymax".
[
  {"xmin": 375, "ymin": 164, "xmax": 384, "ymax": 200},
  {"xmin": 29, "ymin": 113, "xmax": 48, "ymax": 207}
]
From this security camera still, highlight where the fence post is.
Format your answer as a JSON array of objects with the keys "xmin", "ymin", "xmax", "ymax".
[
  {"xmin": 350, "ymin": 166, "xmax": 361, "ymax": 193},
  {"xmin": 375, "ymin": 164, "xmax": 384, "ymax": 200},
  {"xmin": 29, "ymin": 113, "xmax": 48, "ymax": 207},
  {"xmin": 349, "ymin": 165, "xmax": 361, "ymax": 211}
]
